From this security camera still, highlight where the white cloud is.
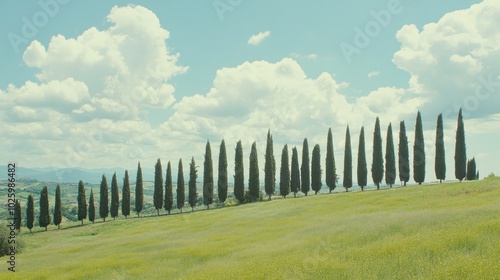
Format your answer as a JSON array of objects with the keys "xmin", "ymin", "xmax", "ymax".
[
  {"xmin": 248, "ymin": 31, "xmax": 271, "ymax": 45},
  {"xmin": 368, "ymin": 71, "xmax": 380, "ymax": 78},
  {"xmin": 0, "ymin": 5, "xmax": 188, "ymax": 170},
  {"xmin": 393, "ymin": 0, "xmax": 500, "ymax": 118}
]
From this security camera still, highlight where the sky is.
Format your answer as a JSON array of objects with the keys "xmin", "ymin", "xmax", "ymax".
[{"xmin": 1, "ymin": 0, "xmax": 499, "ymax": 183}]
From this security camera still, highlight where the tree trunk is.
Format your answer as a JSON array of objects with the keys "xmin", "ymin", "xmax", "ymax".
[
  {"xmin": 377, "ymin": 183, "xmax": 380, "ymax": 190},
  {"xmin": 404, "ymin": 181, "xmax": 406, "ymax": 186},
  {"xmin": 45, "ymin": 226, "xmax": 48, "ymax": 231},
  {"xmin": 440, "ymin": 179, "xmax": 442, "ymax": 183},
  {"xmin": 268, "ymin": 194, "xmax": 271, "ymax": 200},
  {"xmin": 81, "ymin": 220, "xmax": 83, "ymax": 226}
]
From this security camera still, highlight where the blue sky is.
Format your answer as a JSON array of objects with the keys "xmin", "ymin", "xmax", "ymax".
[{"xmin": 1, "ymin": 0, "xmax": 499, "ymax": 183}]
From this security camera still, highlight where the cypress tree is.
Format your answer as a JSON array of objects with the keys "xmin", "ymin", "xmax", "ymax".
[
  {"xmin": 476, "ymin": 170, "xmax": 480, "ymax": 180},
  {"xmin": 177, "ymin": 159, "xmax": 185, "ymax": 213},
  {"xmin": 53, "ymin": 184, "xmax": 62, "ymax": 229},
  {"xmin": 234, "ymin": 141, "xmax": 245, "ymax": 203},
  {"xmin": 455, "ymin": 108, "xmax": 467, "ymax": 182},
  {"xmin": 164, "ymin": 162, "xmax": 174, "ymax": 214},
  {"xmin": 264, "ymin": 130, "xmax": 275, "ymax": 200},
  {"xmin": 311, "ymin": 144, "xmax": 322, "ymax": 194},
  {"xmin": 398, "ymin": 121, "xmax": 410, "ymax": 186},
  {"xmin": 372, "ymin": 117, "xmax": 384, "ymax": 189},
  {"xmin": 27, "ymin": 195, "xmax": 34, "ymax": 233},
  {"xmin": 466, "ymin": 158, "xmax": 476, "ymax": 181},
  {"xmin": 15, "ymin": 200, "xmax": 21, "ymax": 232},
  {"xmin": 413, "ymin": 111, "xmax": 426, "ymax": 185},
  {"xmin": 111, "ymin": 172, "xmax": 120, "ymax": 220},
  {"xmin": 435, "ymin": 114, "xmax": 446, "ymax": 183},
  {"xmin": 249, "ymin": 141, "xmax": 260, "ymax": 201},
  {"xmin": 385, "ymin": 123, "xmax": 396, "ymax": 187},
  {"xmin": 39, "ymin": 186, "xmax": 51, "ymax": 231},
  {"xmin": 325, "ymin": 128, "xmax": 337, "ymax": 193},
  {"xmin": 343, "ymin": 126, "xmax": 353, "ymax": 192},
  {"xmin": 122, "ymin": 170, "xmax": 130, "ymax": 218},
  {"xmin": 203, "ymin": 141, "xmax": 214, "ymax": 209},
  {"xmin": 77, "ymin": 180, "xmax": 86, "ymax": 225},
  {"xmin": 280, "ymin": 144, "xmax": 290, "ymax": 198},
  {"xmin": 301, "ymin": 138, "xmax": 310, "ymax": 196},
  {"xmin": 357, "ymin": 127, "xmax": 367, "ymax": 191},
  {"xmin": 135, "ymin": 161, "xmax": 143, "ymax": 217},
  {"xmin": 154, "ymin": 159, "xmax": 164, "ymax": 215},
  {"xmin": 291, "ymin": 147, "xmax": 301, "ymax": 198},
  {"xmin": 99, "ymin": 175, "xmax": 109, "ymax": 222},
  {"xmin": 189, "ymin": 157, "xmax": 198, "ymax": 211},
  {"xmin": 218, "ymin": 140, "xmax": 228, "ymax": 203},
  {"xmin": 89, "ymin": 189, "xmax": 95, "ymax": 223}
]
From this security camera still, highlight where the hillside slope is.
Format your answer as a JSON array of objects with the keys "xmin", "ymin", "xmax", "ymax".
[{"xmin": 2, "ymin": 178, "xmax": 499, "ymax": 279}]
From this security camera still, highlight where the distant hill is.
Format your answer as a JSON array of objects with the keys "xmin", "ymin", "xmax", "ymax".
[{"xmin": 0, "ymin": 166, "xmax": 155, "ymax": 184}]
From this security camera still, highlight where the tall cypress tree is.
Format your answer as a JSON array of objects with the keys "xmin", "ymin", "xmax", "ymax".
[
  {"xmin": 264, "ymin": 130, "xmax": 276, "ymax": 200},
  {"xmin": 280, "ymin": 144, "xmax": 290, "ymax": 198},
  {"xmin": 164, "ymin": 162, "xmax": 174, "ymax": 214},
  {"xmin": 53, "ymin": 184, "xmax": 62, "ymax": 229},
  {"xmin": 177, "ymin": 159, "xmax": 185, "ymax": 213},
  {"xmin": 311, "ymin": 144, "xmax": 322, "ymax": 194},
  {"xmin": 291, "ymin": 147, "xmax": 301, "ymax": 198},
  {"xmin": 385, "ymin": 123, "xmax": 396, "ymax": 187},
  {"xmin": 413, "ymin": 111, "xmax": 426, "ymax": 185},
  {"xmin": 111, "ymin": 172, "xmax": 120, "ymax": 220},
  {"xmin": 455, "ymin": 108, "xmax": 467, "ymax": 182},
  {"xmin": 466, "ymin": 158, "xmax": 476, "ymax": 181},
  {"xmin": 249, "ymin": 141, "xmax": 260, "ymax": 201},
  {"xmin": 39, "ymin": 186, "xmax": 51, "ymax": 231},
  {"xmin": 89, "ymin": 189, "xmax": 95, "ymax": 223},
  {"xmin": 135, "ymin": 162, "xmax": 143, "ymax": 217},
  {"xmin": 218, "ymin": 139, "xmax": 228, "ymax": 203},
  {"xmin": 398, "ymin": 121, "xmax": 410, "ymax": 186},
  {"xmin": 325, "ymin": 128, "xmax": 337, "ymax": 193},
  {"xmin": 301, "ymin": 138, "xmax": 310, "ymax": 196},
  {"xmin": 99, "ymin": 174, "xmax": 109, "ymax": 221},
  {"xmin": 234, "ymin": 141, "xmax": 245, "ymax": 203},
  {"xmin": 122, "ymin": 170, "xmax": 130, "ymax": 218},
  {"xmin": 372, "ymin": 117, "xmax": 384, "ymax": 189},
  {"xmin": 15, "ymin": 200, "xmax": 21, "ymax": 232},
  {"xmin": 343, "ymin": 126, "xmax": 353, "ymax": 192},
  {"xmin": 77, "ymin": 180, "xmax": 86, "ymax": 225},
  {"xmin": 189, "ymin": 157, "xmax": 198, "ymax": 211},
  {"xmin": 203, "ymin": 141, "xmax": 214, "ymax": 209},
  {"xmin": 27, "ymin": 195, "xmax": 34, "ymax": 233},
  {"xmin": 435, "ymin": 114, "xmax": 446, "ymax": 183},
  {"xmin": 357, "ymin": 127, "xmax": 367, "ymax": 191},
  {"xmin": 154, "ymin": 159, "xmax": 164, "ymax": 215}
]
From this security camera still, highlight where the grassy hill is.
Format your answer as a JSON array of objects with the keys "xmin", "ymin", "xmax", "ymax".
[{"xmin": 2, "ymin": 178, "xmax": 499, "ymax": 279}]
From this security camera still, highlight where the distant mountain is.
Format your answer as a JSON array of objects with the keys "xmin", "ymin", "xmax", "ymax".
[{"xmin": 0, "ymin": 166, "xmax": 155, "ymax": 184}]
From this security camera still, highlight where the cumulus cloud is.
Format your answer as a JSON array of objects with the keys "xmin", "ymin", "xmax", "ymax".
[
  {"xmin": 393, "ymin": 0, "xmax": 500, "ymax": 118},
  {"xmin": 248, "ymin": 31, "xmax": 271, "ymax": 45},
  {"xmin": 21, "ymin": 4, "xmax": 187, "ymax": 117},
  {"xmin": 0, "ymin": 5, "xmax": 188, "ymax": 169}
]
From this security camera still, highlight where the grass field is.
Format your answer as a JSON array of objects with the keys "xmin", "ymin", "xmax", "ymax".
[{"xmin": 2, "ymin": 178, "xmax": 499, "ymax": 279}]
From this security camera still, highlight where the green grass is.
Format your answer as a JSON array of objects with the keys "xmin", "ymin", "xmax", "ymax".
[{"xmin": 2, "ymin": 178, "xmax": 499, "ymax": 279}]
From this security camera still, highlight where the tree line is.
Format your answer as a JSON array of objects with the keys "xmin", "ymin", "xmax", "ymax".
[{"xmin": 15, "ymin": 109, "xmax": 479, "ymax": 232}]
